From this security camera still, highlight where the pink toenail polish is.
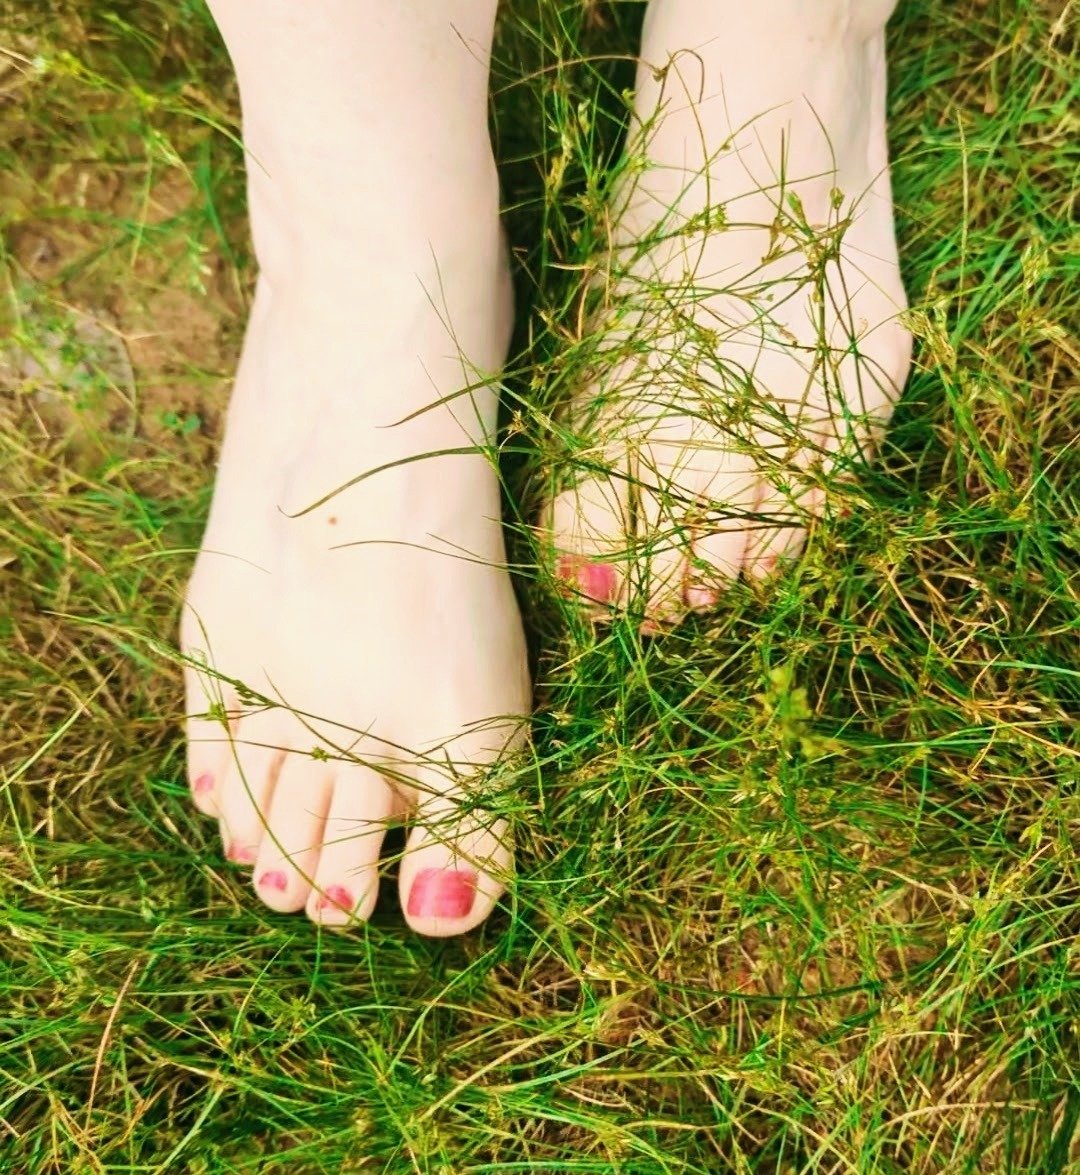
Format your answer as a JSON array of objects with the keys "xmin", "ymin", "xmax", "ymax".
[
  {"xmin": 316, "ymin": 884, "xmax": 354, "ymax": 913},
  {"xmin": 227, "ymin": 841, "xmax": 256, "ymax": 865},
  {"xmin": 686, "ymin": 586, "xmax": 720, "ymax": 611},
  {"xmin": 194, "ymin": 772, "xmax": 214, "ymax": 794},
  {"xmin": 407, "ymin": 868, "xmax": 477, "ymax": 920},
  {"xmin": 258, "ymin": 870, "xmax": 287, "ymax": 892},
  {"xmin": 556, "ymin": 556, "xmax": 617, "ymax": 604}
]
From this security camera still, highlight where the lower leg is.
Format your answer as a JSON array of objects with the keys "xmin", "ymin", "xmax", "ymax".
[{"xmin": 211, "ymin": 1, "xmax": 501, "ymax": 271}]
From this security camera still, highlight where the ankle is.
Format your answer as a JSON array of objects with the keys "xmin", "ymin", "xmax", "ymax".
[{"xmin": 246, "ymin": 148, "xmax": 502, "ymax": 291}]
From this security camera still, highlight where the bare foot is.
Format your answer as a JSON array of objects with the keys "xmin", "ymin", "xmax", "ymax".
[
  {"xmin": 183, "ymin": 0, "xmax": 527, "ymax": 935},
  {"xmin": 547, "ymin": 0, "xmax": 912, "ymax": 624}
]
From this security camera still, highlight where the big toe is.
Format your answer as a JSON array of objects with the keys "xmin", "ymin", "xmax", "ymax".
[
  {"xmin": 399, "ymin": 795, "xmax": 511, "ymax": 937},
  {"xmin": 547, "ymin": 463, "xmax": 631, "ymax": 610}
]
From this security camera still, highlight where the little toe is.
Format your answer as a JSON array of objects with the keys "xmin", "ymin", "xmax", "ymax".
[
  {"xmin": 252, "ymin": 757, "xmax": 333, "ymax": 913},
  {"xmin": 188, "ymin": 734, "xmax": 225, "ymax": 817},
  {"xmin": 184, "ymin": 670, "xmax": 237, "ymax": 818},
  {"xmin": 306, "ymin": 763, "xmax": 397, "ymax": 927}
]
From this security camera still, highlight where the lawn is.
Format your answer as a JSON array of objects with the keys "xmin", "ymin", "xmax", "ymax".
[{"xmin": 1, "ymin": 1, "xmax": 1077, "ymax": 1171}]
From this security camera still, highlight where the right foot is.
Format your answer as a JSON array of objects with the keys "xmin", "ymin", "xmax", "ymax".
[{"xmin": 181, "ymin": 119, "xmax": 529, "ymax": 936}]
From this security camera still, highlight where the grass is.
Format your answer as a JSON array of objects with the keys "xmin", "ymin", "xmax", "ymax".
[{"xmin": 1, "ymin": 0, "xmax": 1078, "ymax": 1171}]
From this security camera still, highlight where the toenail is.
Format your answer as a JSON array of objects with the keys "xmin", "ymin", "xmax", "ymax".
[
  {"xmin": 227, "ymin": 841, "xmax": 256, "ymax": 865},
  {"xmin": 407, "ymin": 868, "xmax": 477, "ymax": 920},
  {"xmin": 556, "ymin": 555, "xmax": 617, "ymax": 604},
  {"xmin": 194, "ymin": 772, "xmax": 214, "ymax": 794},
  {"xmin": 258, "ymin": 870, "xmax": 288, "ymax": 892},
  {"xmin": 315, "ymin": 884, "xmax": 354, "ymax": 913},
  {"xmin": 686, "ymin": 585, "xmax": 720, "ymax": 611}
]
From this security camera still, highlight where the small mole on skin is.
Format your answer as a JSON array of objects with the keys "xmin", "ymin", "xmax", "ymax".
[{"xmin": 327, "ymin": 516, "xmax": 337, "ymax": 526}]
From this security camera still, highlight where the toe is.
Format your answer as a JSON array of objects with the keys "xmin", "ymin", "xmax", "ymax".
[
  {"xmin": 685, "ymin": 476, "xmax": 759, "ymax": 603},
  {"xmin": 217, "ymin": 709, "xmax": 287, "ymax": 866},
  {"xmin": 682, "ymin": 440, "xmax": 797, "ymax": 601},
  {"xmin": 252, "ymin": 757, "xmax": 333, "ymax": 913},
  {"xmin": 638, "ymin": 536, "xmax": 689, "ymax": 628},
  {"xmin": 686, "ymin": 523, "xmax": 750, "ymax": 602},
  {"xmin": 663, "ymin": 442, "xmax": 758, "ymax": 614},
  {"xmin": 306, "ymin": 762, "xmax": 397, "ymax": 927},
  {"xmin": 184, "ymin": 666, "xmax": 236, "ymax": 818},
  {"xmin": 400, "ymin": 779, "xmax": 511, "ymax": 937},
  {"xmin": 547, "ymin": 454, "xmax": 632, "ymax": 611},
  {"xmin": 634, "ymin": 456, "xmax": 693, "ymax": 625},
  {"xmin": 743, "ymin": 484, "xmax": 823, "ymax": 581}
]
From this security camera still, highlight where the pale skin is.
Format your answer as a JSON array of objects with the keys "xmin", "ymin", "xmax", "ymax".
[{"xmin": 182, "ymin": 0, "xmax": 911, "ymax": 934}]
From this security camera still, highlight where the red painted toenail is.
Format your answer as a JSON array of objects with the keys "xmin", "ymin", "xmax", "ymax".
[
  {"xmin": 258, "ymin": 870, "xmax": 287, "ymax": 892},
  {"xmin": 407, "ymin": 868, "xmax": 477, "ymax": 920},
  {"xmin": 227, "ymin": 842, "xmax": 256, "ymax": 865},
  {"xmin": 194, "ymin": 772, "xmax": 214, "ymax": 794},
  {"xmin": 316, "ymin": 884, "xmax": 354, "ymax": 913},
  {"xmin": 556, "ymin": 555, "xmax": 617, "ymax": 604}
]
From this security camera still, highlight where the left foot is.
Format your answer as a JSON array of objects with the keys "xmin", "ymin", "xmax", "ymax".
[{"xmin": 546, "ymin": 0, "xmax": 912, "ymax": 624}]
